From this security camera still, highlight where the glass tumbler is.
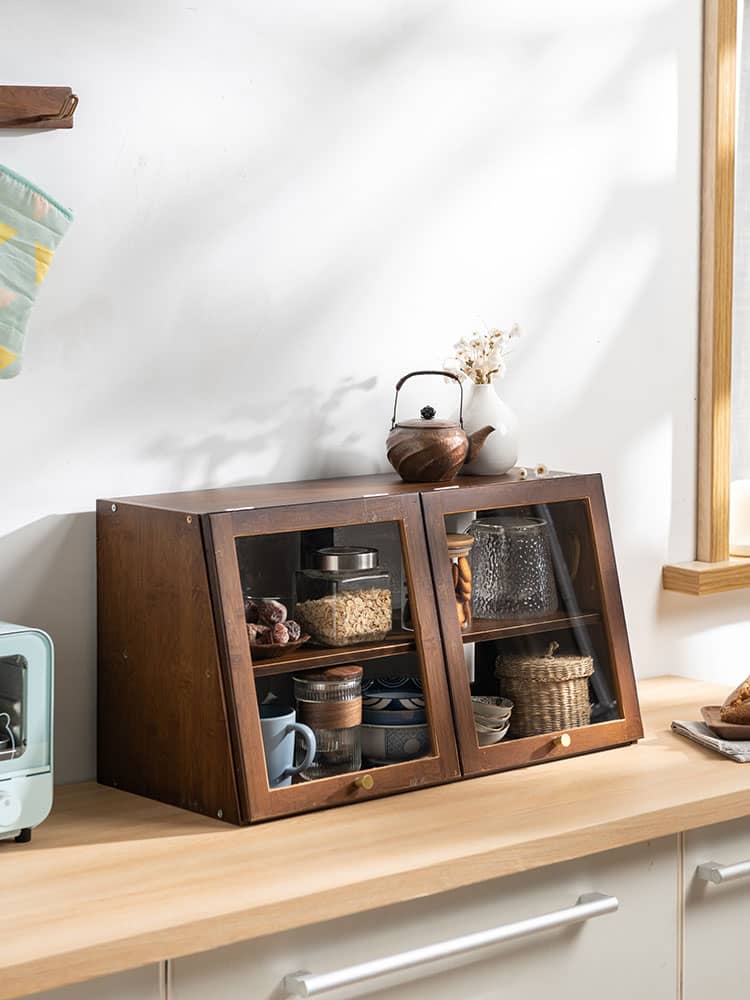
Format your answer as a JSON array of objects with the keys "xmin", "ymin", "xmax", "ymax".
[
  {"xmin": 294, "ymin": 666, "xmax": 363, "ymax": 780},
  {"xmin": 466, "ymin": 515, "xmax": 558, "ymax": 620}
]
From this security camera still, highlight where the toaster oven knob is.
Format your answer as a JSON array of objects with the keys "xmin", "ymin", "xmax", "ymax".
[{"xmin": 0, "ymin": 790, "xmax": 22, "ymax": 828}]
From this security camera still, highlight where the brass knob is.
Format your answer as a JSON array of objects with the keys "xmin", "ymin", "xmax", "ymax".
[
  {"xmin": 555, "ymin": 732, "xmax": 572, "ymax": 749},
  {"xmin": 354, "ymin": 774, "xmax": 374, "ymax": 790}
]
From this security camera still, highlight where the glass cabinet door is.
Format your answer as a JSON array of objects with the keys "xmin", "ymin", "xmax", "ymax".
[
  {"xmin": 421, "ymin": 475, "xmax": 642, "ymax": 775},
  {"xmin": 207, "ymin": 494, "xmax": 459, "ymax": 821}
]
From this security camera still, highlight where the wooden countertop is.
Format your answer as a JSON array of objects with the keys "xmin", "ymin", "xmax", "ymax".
[{"xmin": 4, "ymin": 676, "xmax": 749, "ymax": 998}]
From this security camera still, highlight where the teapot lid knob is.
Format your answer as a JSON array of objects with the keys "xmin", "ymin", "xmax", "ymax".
[{"xmin": 420, "ymin": 405, "xmax": 436, "ymax": 420}]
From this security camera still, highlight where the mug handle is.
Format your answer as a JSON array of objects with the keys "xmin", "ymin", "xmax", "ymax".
[{"xmin": 281, "ymin": 722, "xmax": 317, "ymax": 779}]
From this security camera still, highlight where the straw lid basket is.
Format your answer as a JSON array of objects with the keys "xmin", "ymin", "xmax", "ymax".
[{"xmin": 495, "ymin": 641, "xmax": 593, "ymax": 738}]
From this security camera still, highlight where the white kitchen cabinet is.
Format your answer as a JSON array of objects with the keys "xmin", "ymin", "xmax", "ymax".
[
  {"xmin": 171, "ymin": 838, "xmax": 677, "ymax": 1000},
  {"xmin": 684, "ymin": 816, "xmax": 750, "ymax": 1000},
  {"xmin": 19, "ymin": 964, "xmax": 163, "ymax": 1000}
]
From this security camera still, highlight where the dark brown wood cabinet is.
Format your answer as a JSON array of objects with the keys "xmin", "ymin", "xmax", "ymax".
[
  {"xmin": 421, "ymin": 473, "xmax": 642, "ymax": 776},
  {"xmin": 97, "ymin": 471, "xmax": 642, "ymax": 824}
]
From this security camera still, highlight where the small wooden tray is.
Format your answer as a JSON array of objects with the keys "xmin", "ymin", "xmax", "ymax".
[
  {"xmin": 249, "ymin": 636, "xmax": 310, "ymax": 660},
  {"xmin": 701, "ymin": 705, "xmax": 750, "ymax": 740}
]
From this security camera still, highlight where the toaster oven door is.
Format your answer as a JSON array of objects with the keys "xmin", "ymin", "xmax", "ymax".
[{"xmin": 0, "ymin": 631, "xmax": 52, "ymax": 777}]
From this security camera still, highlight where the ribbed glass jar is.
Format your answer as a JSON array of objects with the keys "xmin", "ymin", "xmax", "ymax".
[{"xmin": 294, "ymin": 666, "xmax": 363, "ymax": 780}]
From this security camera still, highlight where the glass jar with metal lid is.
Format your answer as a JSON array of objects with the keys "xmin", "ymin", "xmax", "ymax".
[{"xmin": 295, "ymin": 546, "xmax": 392, "ymax": 647}]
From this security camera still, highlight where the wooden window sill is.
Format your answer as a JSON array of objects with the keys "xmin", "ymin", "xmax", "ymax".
[{"xmin": 662, "ymin": 558, "xmax": 750, "ymax": 594}]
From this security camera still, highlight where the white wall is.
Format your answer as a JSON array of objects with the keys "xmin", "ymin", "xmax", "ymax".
[{"xmin": 1, "ymin": 0, "xmax": 745, "ymax": 784}]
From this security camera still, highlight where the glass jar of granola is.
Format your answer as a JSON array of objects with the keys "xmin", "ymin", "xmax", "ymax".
[{"xmin": 295, "ymin": 547, "xmax": 392, "ymax": 648}]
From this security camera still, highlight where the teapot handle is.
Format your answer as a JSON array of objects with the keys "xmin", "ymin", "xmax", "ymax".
[{"xmin": 391, "ymin": 370, "xmax": 464, "ymax": 430}]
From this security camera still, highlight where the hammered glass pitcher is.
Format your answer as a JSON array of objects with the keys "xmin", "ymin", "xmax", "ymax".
[{"xmin": 466, "ymin": 515, "xmax": 558, "ymax": 620}]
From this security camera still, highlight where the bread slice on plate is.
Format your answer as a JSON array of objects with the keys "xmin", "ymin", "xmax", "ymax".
[{"xmin": 721, "ymin": 678, "xmax": 750, "ymax": 724}]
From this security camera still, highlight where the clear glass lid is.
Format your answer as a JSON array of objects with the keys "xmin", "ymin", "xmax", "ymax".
[{"xmin": 467, "ymin": 515, "xmax": 548, "ymax": 534}]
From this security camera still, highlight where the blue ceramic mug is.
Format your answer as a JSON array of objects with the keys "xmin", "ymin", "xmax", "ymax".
[{"xmin": 259, "ymin": 705, "xmax": 316, "ymax": 788}]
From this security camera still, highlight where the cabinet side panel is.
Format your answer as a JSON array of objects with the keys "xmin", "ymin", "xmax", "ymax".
[{"xmin": 97, "ymin": 502, "xmax": 240, "ymax": 823}]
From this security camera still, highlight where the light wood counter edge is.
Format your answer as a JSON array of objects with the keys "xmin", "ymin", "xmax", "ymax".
[{"xmin": 3, "ymin": 676, "xmax": 748, "ymax": 998}]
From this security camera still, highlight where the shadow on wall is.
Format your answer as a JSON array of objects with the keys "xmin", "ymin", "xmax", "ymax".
[
  {"xmin": 0, "ymin": 377, "xmax": 380, "ymax": 788},
  {"xmin": 143, "ymin": 374, "xmax": 382, "ymax": 489},
  {"xmin": 0, "ymin": 513, "xmax": 95, "ymax": 784}
]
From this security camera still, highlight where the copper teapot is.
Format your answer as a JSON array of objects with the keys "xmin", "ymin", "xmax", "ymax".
[{"xmin": 386, "ymin": 370, "xmax": 494, "ymax": 482}]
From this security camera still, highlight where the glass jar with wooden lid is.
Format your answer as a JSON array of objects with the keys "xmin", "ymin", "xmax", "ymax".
[
  {"xmin": 293, "ymin": 666, "xmax": 363, "ymax": 779},
  {"xmin": 446, "ymin": 533, "xmax": 474, "ymax": 630}
]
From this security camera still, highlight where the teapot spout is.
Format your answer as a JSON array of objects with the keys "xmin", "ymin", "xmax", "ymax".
[{"xmin": 465, "ymin": 425, "xmax": 494, "ymax": 465}]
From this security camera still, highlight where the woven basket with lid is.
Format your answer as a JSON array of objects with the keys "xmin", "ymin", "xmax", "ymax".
[{"xmin": 495, "ymin": 641, "xmax": 593, "ymax": 737}]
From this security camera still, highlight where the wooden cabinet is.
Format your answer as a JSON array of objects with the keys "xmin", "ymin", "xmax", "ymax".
[
  {"xmin": 171, "ymin": 838, "xmax": 677, "ymax": 1000},
  {"xmin": 97, "ymin": 471, "xmax": 640, "ymax": 824},
  {"xmin": 683, "ymin": 817, "xmax": 750, "ymax": 998},
  {"xmin": 205, "ymin": 495, "xmax": 460, "ymax": 822},
  {"xmin": 22, "ymin": 965, "xmax": 163, "ymax": 999},
  {"xmin": 422, "ymin": 473, "xmax": 642, "ymax": 776}
]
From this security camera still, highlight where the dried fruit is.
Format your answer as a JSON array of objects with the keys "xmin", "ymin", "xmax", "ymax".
[
  {"xmin": 284, "ymin": 619, "xmax": 302, "ymax": 641},
  {"xmin": 272, "ymin": 623, "xmax": 290, "ymax": 644},
  {"xmin": 258, "ymin": 599, "xmax": 288, "ymax": 627},
  {"xmin": 247, "ymin": 622, "xmax": 270, "ymax": 642}
]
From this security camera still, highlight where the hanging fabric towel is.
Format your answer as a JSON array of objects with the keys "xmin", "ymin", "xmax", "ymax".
[{"xmin": 0, "ymin": 164, "xmax": 72, "ymax": 378}]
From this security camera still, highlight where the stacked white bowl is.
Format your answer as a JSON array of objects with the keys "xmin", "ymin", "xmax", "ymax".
[{"xmin": 471, "ymin": 696, "xmax": 513, "ymax": 747}]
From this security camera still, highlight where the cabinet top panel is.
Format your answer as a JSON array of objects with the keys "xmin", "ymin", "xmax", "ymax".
[{"xmin": 100, "ymin": 470, "xmax": 575, "ymax": 515}]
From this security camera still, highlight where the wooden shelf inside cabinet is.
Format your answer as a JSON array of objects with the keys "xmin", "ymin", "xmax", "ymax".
[
  {"xmin": 251, "ymin": 612, "xmax": 603, "ymax": 676},
  {"xmin": 463, "ymin": 611, "xmax": 602, "ymax": 645},
  {"xmin": 0, "ymin": 86, "xmax": 78, "ymax": 130},
  {"xmin": 252, "ymin": 631, "xmax": 416, "ymax": 677}
]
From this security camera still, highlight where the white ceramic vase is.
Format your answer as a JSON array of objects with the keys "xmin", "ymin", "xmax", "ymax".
[{"xmin": 461, "ymin": 382, "xmax": 518, "ymax": 475}]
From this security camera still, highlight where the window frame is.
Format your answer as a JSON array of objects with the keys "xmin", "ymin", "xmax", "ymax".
[{"xmin": 662, "ymin": 0, "xmax": 750, "ymax": 594}]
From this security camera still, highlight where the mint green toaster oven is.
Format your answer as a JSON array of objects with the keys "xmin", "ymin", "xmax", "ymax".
[{"xmin": 0, "ymin": 621, "xmax": 53, "ymax": 843}]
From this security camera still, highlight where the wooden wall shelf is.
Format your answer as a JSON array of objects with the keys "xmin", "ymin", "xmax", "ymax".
[
  {"xmin": 0, "ymin": 86, "xmax": 78, "ymax": 130},
  {"xmin": 662, "ymin": 557, "xmax": 750, "ymax": 595}
]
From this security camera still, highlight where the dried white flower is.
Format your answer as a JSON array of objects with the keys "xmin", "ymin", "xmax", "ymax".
[
  {"xmin": 443, "ymin": 324, "xmax": 524, "ymax": 385},
  {"xmin": 535, "ymin": 464, "xmax": 548, "ymax": 477}
]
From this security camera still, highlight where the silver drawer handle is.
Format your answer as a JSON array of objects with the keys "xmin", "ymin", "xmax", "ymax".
[
  {"xmin": 284, "ymin": 892, "xmax": 618, "ymax": 997},
  {"xmin": 697, "ymin": 860, "xmax": 750, "ymax": 884}
]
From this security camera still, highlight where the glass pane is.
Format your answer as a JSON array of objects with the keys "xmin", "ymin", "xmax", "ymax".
[
  {"xmin": 234, "ymin": 520, "xmax": 434, "ymax": 790},
  {"xmin": 442, "ymin": 499, "xmax": 622, "ymax": 747},
  {"xmin": 0, "ymin": 629, "xmax": 52, "ymax": 776},
  {"xmin": 0, "ymin": 655, "xmax": 26, "ymax": 764}
]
